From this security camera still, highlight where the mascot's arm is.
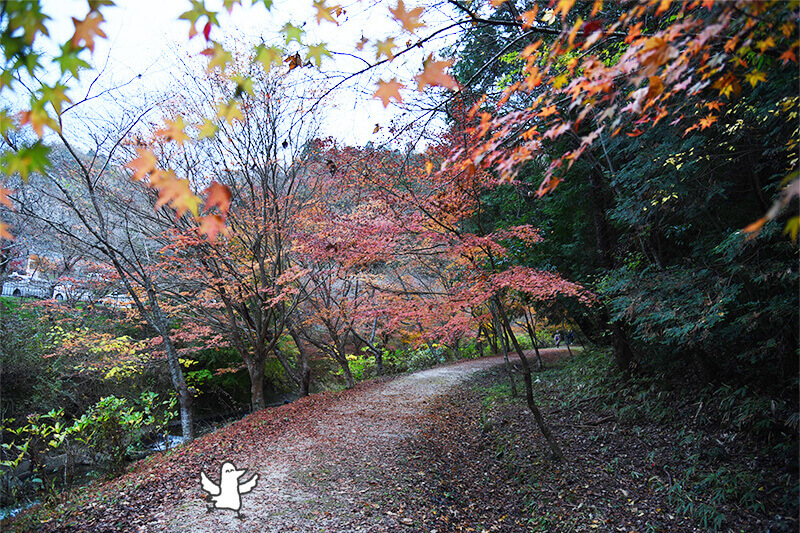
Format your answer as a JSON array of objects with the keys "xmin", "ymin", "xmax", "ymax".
[
  {"xmin": 239, "ymin": 474, "xmax": 259, "ymax": 494},
  {"xmin": 200, "ymin": 471, "xmax": 221, "ymax": 496}
]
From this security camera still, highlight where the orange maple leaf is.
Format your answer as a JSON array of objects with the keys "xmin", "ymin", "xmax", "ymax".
[
  {"xmin": 71, "ymin": 13, "xmax": 107, "ymax": 52},
  {"xmin": 152, "ymin": 172, "xmax": 200, "ymax": 218},
  {"xmin": 537, "ymin": 105, "xmax": 558, "ymax": 117},
  {"xmin": 554, "ymin": 0, "xmax": 575, "ymax": 20},
  {"xmin": 0, "ymin": 222, "xmax": 12, "ymax": 240},
  {"xmin": 198, "ymin": 214, "xmax": 228, "ymax": 242},
  {"xmin": 155, "ymin": 116, "xmax": 189, "ymax": 144},
  {"xmin": 389, "ymin": 0, "xmax": 425, "ymax": 33},
  {"xmin": 699, "ymin": 114, "xmax": 717, "ymax": 130},
  {"xmin": 0, "ymin": 187, "xmax": 13, "ymax": 209},
  {"xmin": 713, "ymin": 73, "xmax": 741, "ymax": 98},
  {"xmin": 18, "ymin": 107, "xmax": 58, "ymax": 137},
  {"xmin": 204, "ymin": 182, "xmax": 232, "ymax": 216},
  {"xmin": 415, "ymin": 56, "xmax": 459, "ymax": 91},
  {"xmin": 313, "ymin": 0, "xmax": 339, "ymax": 24},
  {"xmin": 520, "ymin": 8, "xmax": 539, "ymax": 29},
  {"xmin": 374, "ymin": 78, "xmax": 404, "ymax": 106},
  {"xmin": 127, "ymin": 148, "xmax": 158, "ymax": 181},
  {"xmin": 779, "ymin": 48, "xmax": 797, "ymax": 64}
]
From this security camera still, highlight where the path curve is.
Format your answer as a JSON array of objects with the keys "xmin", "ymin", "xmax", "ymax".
[{"xmin": 162, "ymin": 356, "xmax": 505, "ymax": 533}]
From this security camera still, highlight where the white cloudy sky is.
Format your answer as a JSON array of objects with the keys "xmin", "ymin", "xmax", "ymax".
[{"xmin": 34, "ymin": 0, "xmax": 460, "ymax": 148}]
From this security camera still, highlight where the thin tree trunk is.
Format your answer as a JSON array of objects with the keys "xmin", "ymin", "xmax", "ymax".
[
  {"xmin": 336, "ymin": 349, "xmax": 356, "ymax": 388},
  {"xmin": 350, "ymin": 327, "xmax": 384, "ymax": 376},
  {"xmin": 148, "ymin": 291, "xmax": 194, "ymax": 442},
  {"xmin": 491, "ymin": 302, "xmax": 517, "ymax": 398},
  {"xmin": 610, "ymin": 322, "xmax": 635, "ymax": 377},
  {"xmin": 495, "ymin": 297, "xmax": 564, "ymax": 462},
  {"xmin": 523, "ymin": 308, "xmax": 544, "ymax": 370},
  {"xmin": 286, "ymin": 326, "xmax": 312, "ymax": 395}
]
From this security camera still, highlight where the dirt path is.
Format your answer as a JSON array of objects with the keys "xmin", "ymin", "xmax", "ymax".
[{"xmin": 156, "ymin": 356, "xmax": 506, "ymax": 533}]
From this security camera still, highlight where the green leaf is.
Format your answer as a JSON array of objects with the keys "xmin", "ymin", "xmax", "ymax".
[
  {"xmin": 283, "ymin": 23, "xmax": 305, "ymax": 44},
  {"xmin": 40, "ymin": 82, "xmax": 72, "ymax": 114},
  {"xmin": 14, "ymin": 51, "xmax": 41, "ymax": 77},
  {"xmin": 306, "ymin": 42, "xmax": 331, "ymax": 68},
  {"xmin": 2, "ymin": 142, "xmax": 51, "ymax": 181},
  {"xmin": 55, "ymin": 43, "xmax": 91, "ymax": 77},
  {"xmin": 254, "ymin": 44, "xmax": 283, "ymax": 72}
]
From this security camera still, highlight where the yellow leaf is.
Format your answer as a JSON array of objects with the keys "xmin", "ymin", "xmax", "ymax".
[
  {"xmin": 554, "ymin": 0, "xmax": 575, "ymax": 19},
  {"xmin": 756, "ymin": 36, "xmax": 776, "ymax": 53},
  {"xmin": 552, "ymin": 73, "xmax": 569, "ymax": 89},
  {"xmin": 313, "ymin": 0, "xmax": 339, "ymax": 24},
  {"xmin": 255, "ymin": 45, "xmax": 283, "ymax": 72},
  {"xmin": 155, "ymin": 116, "xmax": 189, "ymax": 144},
  {"xmin": 197, "ymin": 118, "xmax": 218, "ymax": 139},
  {"xmin": 306, "ymin": 42, "xmax": 332, "ymax": 68},
  {"xmin": 283, "ymin": 23, "xmax": 305, "ymax": 44},
  {"xmin": 744, "ymin": 70, "xmax": 766, "ymax": 88},
  {"xmin": 201, "ymin": 42, "xmax": 232, "ymax": 72},
  {"xmin": 375, "ymin": 37, "xmax": 396, "ymax": 60},
  {"xmin": 783, "ymin": 216, "xmax": 800, "ymax": 243},
  {"xmin": 217, "ymin": 100, "xmax": 243, "ymax": 124}
]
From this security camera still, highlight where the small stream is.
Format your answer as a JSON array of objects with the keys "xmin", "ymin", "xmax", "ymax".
[{"xmin": 0, "ymin": 500, "xmax": 39, "ymax": 521}]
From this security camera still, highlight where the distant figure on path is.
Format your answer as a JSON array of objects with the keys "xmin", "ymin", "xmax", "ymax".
[
  {"xmin": 566, "ymin": 331, "xmax": 575, "ymax": 346},
  {"xmin": 554, "ymin": 332, "xmax": 561, "ymax": 348}
]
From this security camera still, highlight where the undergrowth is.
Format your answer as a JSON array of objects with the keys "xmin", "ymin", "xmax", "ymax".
[{"xmin": 474, "ymin": 348, "xmax": 799, "ymax": 532}]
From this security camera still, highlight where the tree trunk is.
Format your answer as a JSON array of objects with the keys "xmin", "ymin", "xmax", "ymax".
[
  {"xmin": 485, "ymin": 323, "xmax": 499, "ymax": 356},
  {"xmin": 301, "ymin": 359, "xmax": 312, "ymax": 397},
  {"xmin": 495, "ymin": 297, "xmax": 564, "ymax": 462},
  {"xmin": 247, "ymin": 350, "xmax": 267, "ymax": 411},
  {"xmin": 336, "ymin": 349, "xmax": 356, "ymax": 388},
  {"xmin": 523, "ymin": 308, "xmax": 544, "ymax": 370},
  {"xmin": 286, "ymin": 326, "xmax": 312, "ymax": 395},
  {"xmin": 155, "ymin": 325, "xmax": 194, "ymax": 442},
  {"xmin": 146, "ymin": 287, "xmax": 194, "ymax": 442},
  {"xmin": 350, "ymin": 327, "xmax": 384, "ymax": 376},
  {"xmin": 610, "ymin": 322, "xmax": 635, "ymax": 377},
  {"xmin": 491, "ymin": 303, "xmax": 517, "ymax": 398}
]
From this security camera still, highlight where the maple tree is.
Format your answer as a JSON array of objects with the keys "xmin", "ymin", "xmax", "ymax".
[
  {"xmin": 7, "ymin": 135, "xmax": 199, "ymax": 441},
  {"xmin": 144, "ymin": 64, "xmax": 338, "ymax": 408}
]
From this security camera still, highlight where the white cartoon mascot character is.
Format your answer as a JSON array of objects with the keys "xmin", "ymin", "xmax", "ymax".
[{"xmin": 200, "ymin": 461, "xmax": 258, "ymax": 519}]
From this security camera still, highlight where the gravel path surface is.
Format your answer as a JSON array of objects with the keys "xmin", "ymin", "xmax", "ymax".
[{"xmin": 161, "ymin": 357, "xmax": 505, "ymax": 533}]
